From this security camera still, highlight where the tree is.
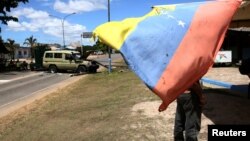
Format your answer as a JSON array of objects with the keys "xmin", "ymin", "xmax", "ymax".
[
  {"xmin": 34, "ymin": 43, "xmax": 50, "ymax": 68},
  {"xmin": 0, "ymin": 0, "xmax": 28, "ymax": 32},
  {"xmin": 93, "ymin": 40, "xmax": 108, "ymax": 53},
  {"xmin": 23, "ymin": 35, "xmax": 37, "ymax": 61},
  {"xmin": 6, "ymin": 38, "xmax": 18, "ymax": 59},
  {"xmin": 0, "ymin": 37, "xmax": 8, "ymax": 53}
]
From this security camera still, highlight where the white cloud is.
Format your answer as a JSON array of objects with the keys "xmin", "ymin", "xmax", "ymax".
[
  {"xmin": 7, "ymin": 21, "xmax": 26, "ymax": 31},
  {"xmin": 54, "ymin": 0, "xmax": 107, "ymax": 14},
  {"xmin": 36, "ymin": 0, "xmax": 53, "ymax": 7},
  {"xmin": 7, "ymin": 7, "xmax": 88, "ymax": 44}
]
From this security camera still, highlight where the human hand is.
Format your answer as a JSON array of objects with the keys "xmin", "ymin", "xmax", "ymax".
[
  {"xmin": 200, "ymin": 94, "xmax": 207, "ymax": 108},
  {"xmin": 158, "ymin": 102, "xmax": 168, "ymax": 112}
]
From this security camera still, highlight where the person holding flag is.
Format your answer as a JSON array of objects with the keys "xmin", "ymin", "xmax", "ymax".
[
  {"xmin": 93, "ymin": 0, "xmax": 241, "ymax": 112},
  {"xmin": 173, "ymin": 80, "xmax": 206, "ymax": 141},
  {"xmin": 93, "ymin": 0, "xmax": 241, "ymax": 139}
]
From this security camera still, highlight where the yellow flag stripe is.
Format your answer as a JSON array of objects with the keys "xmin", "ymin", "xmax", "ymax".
[{"xmin": 93, "ymin": 5, "xmax": 176, "ymax": 50}]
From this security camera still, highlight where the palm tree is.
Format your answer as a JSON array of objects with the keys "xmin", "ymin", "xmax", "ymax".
[
  {"xmin": 0, "ymin": 37, "xmax": 8, "ymax": 54},
  {"xmin": 6, "ymin": 39, "xmax": 18, "ymax": 59},
  {"xmin": 23, "ymin": 35, "xmax": 37, "ymax": 61}
]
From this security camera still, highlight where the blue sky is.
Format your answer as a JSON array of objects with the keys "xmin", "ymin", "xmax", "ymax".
[{"xmin": 1, "ymin": 0, "xmax": 203, "ymax": 46}]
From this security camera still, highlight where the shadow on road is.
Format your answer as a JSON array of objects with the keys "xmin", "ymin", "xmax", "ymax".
[{"xmin": 202, "ymin": 88, "xmax": 250, "ymax": 124}]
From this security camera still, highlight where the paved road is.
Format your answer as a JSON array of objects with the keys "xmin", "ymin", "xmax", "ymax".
[
  {"xmin": 0, "ymin": 54, "xmax": 122, "ymax": 112},
  {"xmin": 0, "ymin": 54, "xmax": 124, "ymax": 117},
  {"xmin": 0, "ymin": 71, "xmax": 73, "ymax": 115}
]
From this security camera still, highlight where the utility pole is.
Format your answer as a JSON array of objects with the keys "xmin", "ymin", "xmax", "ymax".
[
  {"xmin": 49, "ymin": 12, "xmax": 76, "ymax": 49},
  {"xmin": 80, "ymin": 34, "xmax": 83, "ymax": 57},
  {"xmin": 108, "ymin": 0, "xmax": 112, "ymax": 73}
]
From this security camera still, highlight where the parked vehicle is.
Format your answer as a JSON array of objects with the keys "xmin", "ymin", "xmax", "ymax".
[
  {"xmin": 43, "ymin": 50, "xmax": 99, "ymax": 73},
  {"xmin": 214, "ymin": 50, "xmax": 232, "ymax": 66},
  {"xmin": 94, "ymin": 50, "xmax": 104, "ymax": 55}
]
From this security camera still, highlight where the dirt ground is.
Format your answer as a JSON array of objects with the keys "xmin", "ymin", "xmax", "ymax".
[
  {"xmin": 131, "ymin": 90, "xmax": 250, "ymax": 140},
  {"xmin": 131, "ymin": 67, "xmax": 250, "ymax": 140}
]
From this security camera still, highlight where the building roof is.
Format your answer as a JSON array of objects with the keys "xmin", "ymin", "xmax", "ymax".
[{"xmin": 229, "ymin": 27, "xmax": 250, "ymax": 32}]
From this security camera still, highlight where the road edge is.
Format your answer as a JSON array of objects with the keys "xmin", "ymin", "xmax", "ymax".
[{"xmin": 0, "ymin": 74, "xmax": 86, "ymax": 118}]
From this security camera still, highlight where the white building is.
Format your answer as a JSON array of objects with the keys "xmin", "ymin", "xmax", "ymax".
[{"xmin": 15, "ymin": 47, "xmax": 31, "ymax": 59}]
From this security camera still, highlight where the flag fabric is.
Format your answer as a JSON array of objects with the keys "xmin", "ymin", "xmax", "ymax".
[{"xmin": 93, "ymin": 0, "xmax": 241, "ymax": 111}]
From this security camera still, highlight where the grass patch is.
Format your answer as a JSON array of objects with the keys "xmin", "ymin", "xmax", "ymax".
[{"xmin": 0, "ymin": 70, "xmax": 167, "ymax": 141}]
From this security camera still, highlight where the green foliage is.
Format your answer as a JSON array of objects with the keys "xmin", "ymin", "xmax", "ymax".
[
  {"xmin": 34, "ymin": 44, "xmax": 50, "ymax": 68},
  {"xmin": 0, "ymin": 0, "xmax": 28, "ymax": 25},
  {"xmin": 93, "ymin": 40, "xmax": 108, "ymax": 53},
  {"xmin": 75, "ymin": 40, "xmax": 109, "ymax": 59},
  {"xmin": 6, "ymin": 38, "xmax": 19, "ymax": 59},
  {"xmin": 23, "ymin": 35, "xmax": 37, "ymax": 59},
  {"xmin": 0, "ymin": 37, "xmax": 10, "ymax": 53},
  {"xmin": 23, "ymin": 35, "xmax": 37, "ymax": 47},
  {"xmin": 0, "ymin": 0, "xmax": 29, "ymax": 51}
]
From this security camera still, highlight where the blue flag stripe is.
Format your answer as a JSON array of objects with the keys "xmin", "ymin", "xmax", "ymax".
[{"xmin": 120, "ymin": 4, "xmax": 200, "ymax": 88}]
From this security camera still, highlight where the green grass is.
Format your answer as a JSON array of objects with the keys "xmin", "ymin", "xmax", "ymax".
[{"xmin": 0, "ymin": 70, "xmax": 165, "ymax": 141}]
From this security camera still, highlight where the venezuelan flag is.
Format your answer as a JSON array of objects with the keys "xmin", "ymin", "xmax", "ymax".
[{"xmin": 93, "ymin": 0, "xmax": 241, "ymax": 111}]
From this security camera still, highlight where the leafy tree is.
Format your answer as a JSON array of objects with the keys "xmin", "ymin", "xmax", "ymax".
[
  {"xmin": 93, "ymin": 40, "xmax": 108, "ymax": 53},
  {"xmin": 0, "ymin": 0, "xmax": 28, "ymax": 32},
  {"xmin": 34, "ymin": 43, "xmax": 50, "ymax": 68},
  {"xmin": 23, "ymin": 35, "xmax": 37, "ymax": 61},
  {"xmin": 6, "ymin": 38, "xmax": 19, "ymax": 59},
  {"xmin": 0, "ymin": 0, "xmax": 29, "ymax": 55},
  {"xmin": 0, "ymin": 37, "xmax": 6, "ymax": 53}
]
